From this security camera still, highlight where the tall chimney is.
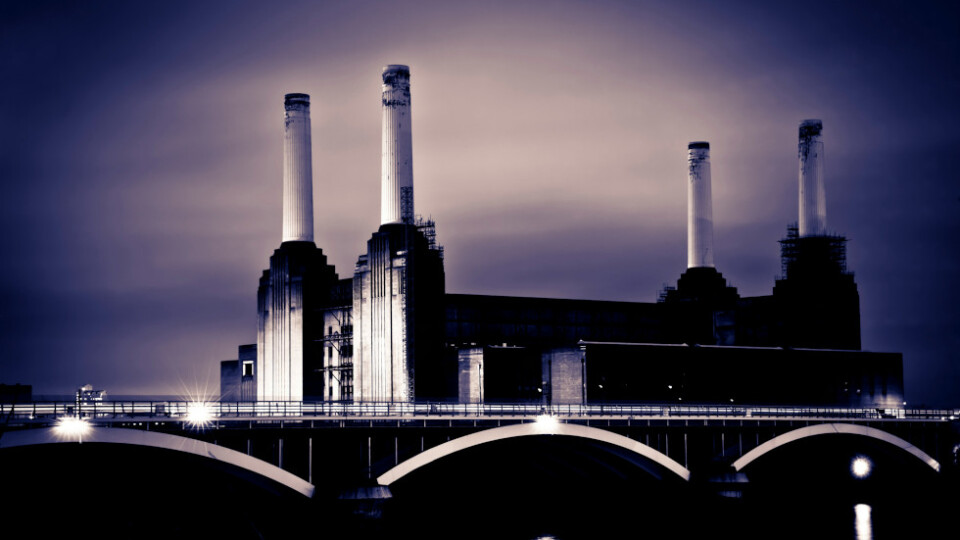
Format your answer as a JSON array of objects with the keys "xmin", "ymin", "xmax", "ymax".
[
  {"xmin": 687, "ymin": 141, "xmax": 715, "ymax": 269},
  {"xmin": 381, "ymin": 64, "xmax": 414, "ymax": 225},
  {"xmin": 282, "ymin": 93, "xmax": 314, "ymax": 243},
  {"xmin": 798, "ymin": 119, "xmax": 826, "ymax": 237}
]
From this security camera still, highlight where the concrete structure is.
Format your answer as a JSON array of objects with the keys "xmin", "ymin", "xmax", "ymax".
[
  {"xmin": 452, "ymin": 339, "xmax": 902, "ymax": 407},
  {"xmin": 457, "ymin": 347, "xmax": 484, "ymax": 403},
  {"xmin": 5, "ymin": 405, "xmax": 952, "ymax": 495},
  {"xmin": 220, "ymin": 65, "xmax": 882, "ymax": 411},
  {"xmin": 320, "ymin": 281, "xmax": 354, "ymax": 402},
  {"xmin": 282, "ymin": 93, "xmax": 314, "ymax": 243},
  {"xmin": 256, "ymin": 93, "xmax": 341, "ymax": 401},
  {"xmin": 377, "ymin": 421, "xmax": 693, "ymax": 485},
  {"xmin": 732, "ymin": 423, "xmax": 940, "ymax": 472},
  {"xmin": 798, "ymin": 119, "xmax": 826, "ymax": 237},
  {"xmin": 767, "ymin": 120, "xmax": 860, "ymax": 349},
  {"xmin": 0, "ymin": 384, "xmax": 31, "ymax": 403},
  {"xmin": 76, "ymin": 384, "xmax": 106, "ymax": 402},
  {"xmin": 380, "ymin": 65, "xmax": 414, "ymax": 225},
  {"xmin": 542, "ymin": 348, "xmax": 586, "ymax": 405},
  {"xmin": 220, "ymin": 344, "xmax": 257, "ymax": 401},
  {"xmin": 352, "ymin": 65, "xmax": 446, "ymax": 403},
  {"xmin": 687, "ymin": 142, "xmax": 714, "ymax": 269},
  {"xmin": 0, "ymin": 426, "xmax": 315, "ymax": 497},
  {"xmin": 574, "ymin": 342, "xmax": 902, "ymax": 407},
  {"xmin": 660, "ymin": 143, "xmax": 739, "ymax": 345},
  {"xmin": 5, "ymin": 407, "xmax": 955, "ymax": 537},
  {"xmin": 772, "ymin": 225, "xmax": 861, "ymax": 350},
  {"xmin": 257, "ymin": 242, "xmax": 339, "ymax": 401},
  {"xmin": 353, "ymin": 221, "xmax": 445, "ymax": 402}
]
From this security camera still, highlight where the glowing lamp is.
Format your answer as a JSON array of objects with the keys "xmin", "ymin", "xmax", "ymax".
[
  {"xmin": 851, "ymin": 456, "xmax": 872, "ymax": 478},
  {"xmin": 535, "ymin": 414, "xmax": 558, "ymax": 432},
  {"xmin": 185, "ymin": 401, "xmax": 215, "ymax": 428},
  {"xmin": 54, "ymin": 416, "xmax": 91, "ymax": 442}
]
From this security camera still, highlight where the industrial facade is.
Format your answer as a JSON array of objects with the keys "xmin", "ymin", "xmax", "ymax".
[{"xmin": 221, "ymin": 65, "xmax": 901, "ymax": 408}]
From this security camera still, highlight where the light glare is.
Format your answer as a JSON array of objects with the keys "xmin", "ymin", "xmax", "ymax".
[
  {"xmin": 851, "ymin": 456, "xmax": 872, "ymax": 478},
  {"xmin": 54, "ymin": 416, "xmax": 91, "ymax": 442},
  {"xmin": 535, "ymin": 414, "xmax": 558, "ymax": 431},
  {"xmin": 854, "ymin": 504, "xmax": 873, "ymax": 540},
  {"xmin": 185, "ymin": 401, "xmax": 215, "ymax": 428}
]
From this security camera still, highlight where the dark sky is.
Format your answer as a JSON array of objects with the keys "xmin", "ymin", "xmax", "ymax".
[{"xmin": 1, "ymin": 0, "xmax": 958, "ymax": 406}]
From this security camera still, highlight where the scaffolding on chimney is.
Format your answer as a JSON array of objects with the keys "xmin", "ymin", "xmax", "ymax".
[
  {"xmin": 778, "ymin": 224, "xmax": 850, "ymax": 280},
  {"xmin": 416, "ymin": 216, "xmax": 444, "ymax": 259},
  {"xmin": 657, "ymin": 284, "xmax": 676, "ymax": 303},
  {"xmin": 400, "ymin": 186, "xmax": 414, "ymax": 224}
]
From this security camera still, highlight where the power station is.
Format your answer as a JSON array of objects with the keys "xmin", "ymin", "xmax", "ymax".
[{"xmin": 222, "ymin": 65, "xmax": 902, "ymax": 408}]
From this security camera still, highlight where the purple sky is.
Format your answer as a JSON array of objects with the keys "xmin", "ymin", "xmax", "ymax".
[{"xmin": 2, "ymin": 0, "xmax": 958, "ymax": 406}]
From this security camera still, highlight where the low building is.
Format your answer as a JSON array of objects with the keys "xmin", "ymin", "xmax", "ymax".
[{"xmin": 220, "ymin": 345, "xmax": 257, "ymax": 401}]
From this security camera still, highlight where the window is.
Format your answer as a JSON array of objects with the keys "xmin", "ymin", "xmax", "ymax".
[{"xmin": 242, "ymin": 361, "xmax": 254, "ymax": 377}]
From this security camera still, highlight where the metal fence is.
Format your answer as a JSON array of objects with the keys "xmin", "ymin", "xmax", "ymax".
[{"xmin": 2, "ymin": 400, "xmax": 957, "ymax": 423}]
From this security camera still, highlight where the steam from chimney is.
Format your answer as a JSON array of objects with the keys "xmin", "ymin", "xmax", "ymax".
[
  {"xmin": 381, "ymin": 64, "xmax": 414, "ymax": 225},
  {"xmin": 798, "ymin": 119, "xmax": 826, "ymax": 237},
  {"xmin": 687, "ymin": 141, "xmax": 715, "ymax": 269},
  {"xmin": 282, "ymin": 93, "xmax": 314, "ymax": 243}
]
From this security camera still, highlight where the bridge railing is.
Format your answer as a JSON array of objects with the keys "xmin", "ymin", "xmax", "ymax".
[{"xmin": 1, "ymin": 401, "xmax": 957, "ymax": 423}]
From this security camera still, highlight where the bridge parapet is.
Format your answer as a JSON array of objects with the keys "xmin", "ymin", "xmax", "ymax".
[{"xmin": 3, "ymin": 400, "xmax": 958, "ymax": 424}]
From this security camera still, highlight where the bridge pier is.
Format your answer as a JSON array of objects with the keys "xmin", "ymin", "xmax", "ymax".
[
  {"xmin": 336, "ymin": 484, "xmax": 393, "ymax": 520},
  {"xmin": 695, "ymin": 466, "xmax": 751, "ymax": 499}
]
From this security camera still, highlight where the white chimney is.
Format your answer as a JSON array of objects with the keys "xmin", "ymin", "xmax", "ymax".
[
  {"xmin": 798, "ymin": 119, "xmax": 826, "ymax": 237},
  {"xmin": 282, "ymin": 93, "xmax": 314, "ymax": 243},
  {"xmin": 381, "ymin": 64, "xmax": 414, "ymax": 225},
  {"xmin": 687, "ymin": 141, "xmax": 715, "ymax": 269}
]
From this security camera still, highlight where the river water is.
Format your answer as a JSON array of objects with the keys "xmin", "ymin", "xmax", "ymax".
[{"xmin": 346, "ymin": 492, "xmax": 954, "ymax": 540}]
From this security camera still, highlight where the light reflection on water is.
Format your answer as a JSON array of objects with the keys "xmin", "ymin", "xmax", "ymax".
[
  {"xmin": 854, "ymin": 504, "xmax": 873, "ymax": 540},
  {"xmin": 521, "ymin": 505, "xmax": 878, "ymax": 540}
]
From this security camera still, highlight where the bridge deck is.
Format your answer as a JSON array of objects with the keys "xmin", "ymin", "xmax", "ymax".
[{"xmin": 2, "ymin": 401, "xmax": 957, "ymax": 425}]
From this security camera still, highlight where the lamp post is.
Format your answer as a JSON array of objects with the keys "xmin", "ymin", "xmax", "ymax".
[{"xmin": 478, "ymin": 361, "xmax": 483, "ymax": 410}]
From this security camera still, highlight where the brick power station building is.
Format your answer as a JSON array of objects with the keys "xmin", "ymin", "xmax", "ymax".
[{"xmin": 221, "ymin": 66, "xmax": 902, "ymax": 409}]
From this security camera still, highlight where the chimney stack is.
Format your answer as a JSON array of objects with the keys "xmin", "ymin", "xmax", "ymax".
[
  {"xmin": 381, "ymin": 64, "xmax": 414, "ymax": 225},
  {"xmin": 798, "ymin": 119, "xmax": 826, "ymax": 237},
  {"xmin": 282, "ymin": 93, "xmax": 314, "ymax": 243},
  {"xmin": 687, "ymin": 142, "xmax": 715, "ymax": 269}
]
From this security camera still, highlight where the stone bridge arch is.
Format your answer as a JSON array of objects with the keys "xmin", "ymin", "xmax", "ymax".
[
  {"xmin": 732, "ymin": 422, "xmax": 940, "ymax": 472},
  {"xmin": 377, "ymin": 419, "xmax": 691, "ymax": 485},
  {"xmin": 0, "ymin": 426, "xmax": 315, "ymax": 497}
]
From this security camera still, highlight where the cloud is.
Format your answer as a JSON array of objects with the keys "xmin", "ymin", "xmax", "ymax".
[{"xmin": 1, "ymin": 0, "xmax": 958, "ymax": 405}]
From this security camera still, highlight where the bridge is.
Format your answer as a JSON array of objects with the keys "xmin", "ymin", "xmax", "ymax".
[
  {"xmin": 3, "ymin": 400, "xmax": 957, "ymax": 491},
  {"xmin": 3, "ymin": 400, "xmax": 957, "ymax": 537}
]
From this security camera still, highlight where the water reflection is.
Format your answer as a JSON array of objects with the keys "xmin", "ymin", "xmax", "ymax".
[
  {"xmin": 854, "ymin": 504, "xmax": 873, "ymax": 540},
  {"xmin": 851, "ymin": 456, "xmax": 872, "ymax": 478}
]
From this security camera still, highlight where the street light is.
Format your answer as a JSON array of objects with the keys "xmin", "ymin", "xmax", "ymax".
[
  {"xmin": 54, "ymin": 416, "xmax": 91, "ymax": 443},
  {"xmin": 535, "ymin": 414, "xmax": 558, "ymax": 432},
  {"xmin": 186, "ymin": 401, "xmax": 215, "ymax": 429}
]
